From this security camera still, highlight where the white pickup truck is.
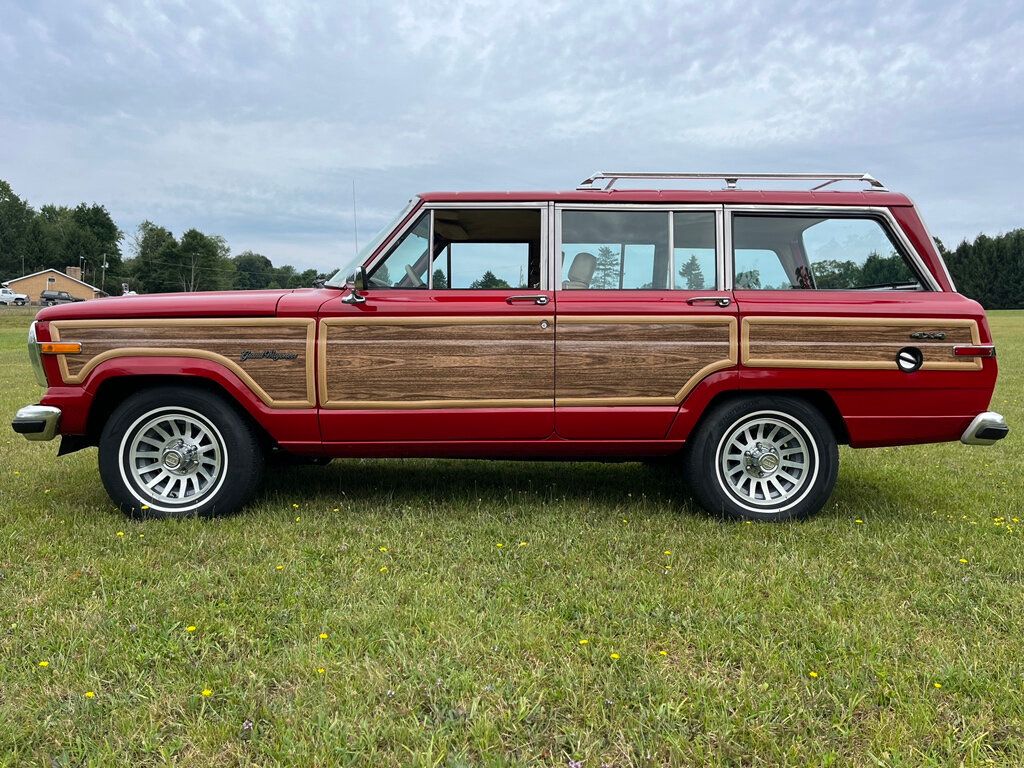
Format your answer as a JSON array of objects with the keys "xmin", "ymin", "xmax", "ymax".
[{"xmin": 0, "ymin": 287, "xmax": 28, "ymax": 306}]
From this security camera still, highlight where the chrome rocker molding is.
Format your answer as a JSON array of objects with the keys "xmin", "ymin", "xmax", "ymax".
[
  {"xmin": 960, "ymin": 411, "xmax": 1009, "ymax": 446},
  {"xmin": 12, "ymin": 405, "xmax": 62, "ymax": 441}
]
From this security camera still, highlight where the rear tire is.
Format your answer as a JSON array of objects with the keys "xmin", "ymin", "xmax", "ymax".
[
  {"xmin": 683, "ymin": 396, "xmax": 838, "ymax": 521},
  {"xmin": 99, "ymin": 387, "xmax": 264, "ymax": 519}
]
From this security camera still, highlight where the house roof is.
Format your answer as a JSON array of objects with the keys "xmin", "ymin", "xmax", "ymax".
[{"xmin": 5, "ymin": 268, "xmax": 103, "ymax": 292}]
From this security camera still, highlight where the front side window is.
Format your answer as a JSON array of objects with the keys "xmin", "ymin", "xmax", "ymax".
[
  {"xmin": 560, "ymin": 210, "xmax": 717, "ymax": 290},
  {"xmin": 733, "ymin": 215, "xmax": 923, "ymax": 290},
  {"xmin": 368, "ymin": 208, "xmax": 542, "ymax": 289},
  {"xmin": 431, "ymin": 209, "xmax": 541, "ymax": 289}
]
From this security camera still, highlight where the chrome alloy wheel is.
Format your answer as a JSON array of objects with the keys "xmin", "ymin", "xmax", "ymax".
[
  {"xmin": 714, "ymin": 410, "xmax": 819, "ymax": 513},
  {"xmin": 118, "ymin": 406, "xmax": 227, "ymax": 513}
]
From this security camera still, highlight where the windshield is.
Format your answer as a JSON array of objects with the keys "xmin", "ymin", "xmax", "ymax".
[{"xmin": 324, "ymin": 198, "xmax": 418, "ymax": 287}]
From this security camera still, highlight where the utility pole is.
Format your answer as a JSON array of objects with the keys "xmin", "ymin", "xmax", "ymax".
[{"xmin": 101, "ymin": 254, "xmax": 108, "ymax": 293}]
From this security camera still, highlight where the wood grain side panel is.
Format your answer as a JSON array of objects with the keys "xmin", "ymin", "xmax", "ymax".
[
  {"xmin": 320, "ymin": 318, "xmax": 554, "ymax": 409},
  {"xmin": 742, "ymin": 317, "xmax": 982, "ymax": 371},
  {"xmin": 50, "ymin": 319, "xmax": 316, "ymax": 407},
  {"xmin": 556, "ymin": 317, "xmax": 737, "ymax": 406}
]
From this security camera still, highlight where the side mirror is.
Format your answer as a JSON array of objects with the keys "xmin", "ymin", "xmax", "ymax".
[{"xmin": 341, "ymin": 266, "xmax": 368, "ymax": 305}]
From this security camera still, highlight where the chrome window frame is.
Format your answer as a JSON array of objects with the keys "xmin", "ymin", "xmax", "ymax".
[
  {"xmin": 364, "ymin": 201, "xmax": 550, "ymax": 291},
  {"xmin": 553, "ymin": 203, "xmax": 726, "ymax": 292},
  {"xmin": 723, "ymin": 205, "xmax": 942, "ymax": 292}
]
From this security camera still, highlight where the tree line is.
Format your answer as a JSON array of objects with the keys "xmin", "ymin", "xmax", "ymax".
[{"xmin": 0, "ymin": 179, "xmax": 326, "ymax": 294}]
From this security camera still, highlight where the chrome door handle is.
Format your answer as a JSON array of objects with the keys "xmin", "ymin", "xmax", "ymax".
[
  {"xmin": 686, "ymin": 296, "xmax": 731, "ymax": 307},
  {"xmin": 506, "ymin": 295, "xmax": 549, "ymax": 306}
]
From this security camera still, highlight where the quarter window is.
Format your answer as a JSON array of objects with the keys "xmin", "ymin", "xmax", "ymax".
[{"xmin": 732, "ymin": 215, "xmax": 923, "ymax": 290}]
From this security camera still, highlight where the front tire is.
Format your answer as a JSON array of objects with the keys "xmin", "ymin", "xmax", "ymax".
[
  {"xmin": 683, "ymin": 396, "xmax": 838, "ymax": 521},
  {"xmin": 99, "ymin": 387, "xmax": 264, "ymax": 519}
]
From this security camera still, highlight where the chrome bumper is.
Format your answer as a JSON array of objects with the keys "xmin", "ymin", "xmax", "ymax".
[
  {"xmin": 960, "ymin": 411, "xmax": 1009, "ymax": 446},
  {"xmin": 11, "ymin": 405, "xmax": 62, "ymax": 441}
]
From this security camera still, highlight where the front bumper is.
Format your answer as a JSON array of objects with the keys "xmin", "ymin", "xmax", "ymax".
[
  {"xmin": 11, "ymin": 405, "xmax": 62, "ymax": 441},
  {"xmin": 960, "ymin": 411, "xmax": 1009, "ymax": 446}
]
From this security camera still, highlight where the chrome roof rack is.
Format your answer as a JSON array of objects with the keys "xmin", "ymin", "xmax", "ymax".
[{"xmin": 576, "ymin": 171, "xmax": 888, "ymax": 192}]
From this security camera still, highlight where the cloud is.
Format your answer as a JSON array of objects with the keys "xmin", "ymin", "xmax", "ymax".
[{"xmin": 0, "ymin": 0, "xmax": 1021, "ymax": 270}]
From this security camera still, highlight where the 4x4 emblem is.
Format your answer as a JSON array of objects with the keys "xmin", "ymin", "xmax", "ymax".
[{"xmin": 909, "ymin": 331, "xmax": 945, "ymax": 340}]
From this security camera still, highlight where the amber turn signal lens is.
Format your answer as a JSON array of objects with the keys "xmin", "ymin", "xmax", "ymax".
[{"xmin": 38, "ymin": 342, "xmax": 83, "ymax": 355}]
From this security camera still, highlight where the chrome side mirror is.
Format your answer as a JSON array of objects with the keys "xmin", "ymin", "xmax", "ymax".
[{"xmin": 341, "ymin": 266, "xmax": 368, "ymax": 305}]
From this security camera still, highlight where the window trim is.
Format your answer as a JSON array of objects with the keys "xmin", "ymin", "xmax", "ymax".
[
  {"xmin": 553, "ymin": 203, "xmax": 725, "ymax": 292},
  {"xmin": 724, "ymin": 205, "xmax": 941, "ymax": 292}
]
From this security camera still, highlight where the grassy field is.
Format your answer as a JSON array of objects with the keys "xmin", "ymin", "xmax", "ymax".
[{"xmin": 0, "ymin": 307, "xmax": 1021, "ymax": 767}]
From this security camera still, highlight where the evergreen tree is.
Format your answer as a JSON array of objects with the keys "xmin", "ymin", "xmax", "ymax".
[
  {"xmin": 432, "ymin": 268, "xmax": 448, "ymax": 289},
  {"xmin": 677, "ymin": 254, "xmax": 706, "ymax": 289},
  {"xmin": 469, "ymin": 270, "xmax": 511, "ymax": 289},
  {"xmin": 591, "ymin": 246, "xmax": 620, "ymax": 289}
]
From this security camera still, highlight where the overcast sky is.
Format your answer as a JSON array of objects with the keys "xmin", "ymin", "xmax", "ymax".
[{"xmin": 1, "ymin": 0, "xmax": 1021, "ymax": 272}]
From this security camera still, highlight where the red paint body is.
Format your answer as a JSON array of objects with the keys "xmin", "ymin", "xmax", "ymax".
[{"xmin": 32, "ymin": 188, "xmax": 998, "ymax": 457}]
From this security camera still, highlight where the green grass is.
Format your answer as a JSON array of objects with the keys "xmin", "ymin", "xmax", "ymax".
[{"xmin": 0, "ymin": 306, "xmax": 1021, "ymax": 767}]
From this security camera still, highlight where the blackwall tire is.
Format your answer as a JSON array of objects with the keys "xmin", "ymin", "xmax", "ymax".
[
  {"xmin": 683, "ymin": 396, "xmax": 838, "ymax": 521},
  {"xmin": 98, "ymin": 387, "xmax": 264, "ymax": 519}
]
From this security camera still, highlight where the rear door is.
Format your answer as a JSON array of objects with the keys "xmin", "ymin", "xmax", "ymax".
[
  {"xmin": 318, "ymin": 203, "xmax": 554, "ymax": 442},
  {"xmin": 553, "ymin": 205, "xmax": 738, "ymax": 439}
]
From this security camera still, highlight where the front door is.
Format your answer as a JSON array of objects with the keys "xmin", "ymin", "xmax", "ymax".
[
  {"xmin": 318, "ymin": 205, "xmax": 554, "ymax": 442},
  {"xmin": 553, "ymin": 205, "xmax": 738, "ymax": 439}
]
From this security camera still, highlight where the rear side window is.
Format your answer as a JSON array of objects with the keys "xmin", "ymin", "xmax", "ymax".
[
  {"xmin": 560, "ymin": 210, "xmax": 717, "ymax": 290},
  {"xmin": 732, "ymin": 215, "xmax": 924, "ymax": 290}
]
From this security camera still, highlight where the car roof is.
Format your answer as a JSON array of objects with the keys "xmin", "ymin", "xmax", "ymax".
[{"xmin": 417, "ymin": 190, "xmax": 914, "ymax": 206}]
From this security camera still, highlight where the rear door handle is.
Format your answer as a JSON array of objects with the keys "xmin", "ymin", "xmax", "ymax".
[
  {"xmin": 686, "ymin": 296, "xmax": 731, "ymax": 307},
  {"xmin": 506, "ymin": 295, "xmax": 549, "ymax": 306}
]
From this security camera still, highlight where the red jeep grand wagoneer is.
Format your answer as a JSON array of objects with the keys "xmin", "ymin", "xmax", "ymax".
[{"xmin": 12, "ymin": 172, "xmax": 1008, "ymax": 521}]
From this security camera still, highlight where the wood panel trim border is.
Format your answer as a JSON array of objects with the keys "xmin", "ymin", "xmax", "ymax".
[
  {"xmin": 49, "ymin": 318, "xmax": 317, "ymax": 408},
  {"xmin": 556, "ymin": 314, "xmax": 739, "ymax": 407},
  {"xmin": 741, "ymin": 316, "xmax": 983, "ymax": 371},
  {"xmin": 317, "ymin": 315, "xmax": 555, "ymax": 410}
]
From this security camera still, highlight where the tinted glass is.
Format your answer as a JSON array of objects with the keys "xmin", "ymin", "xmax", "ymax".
[
  {"xmin": 733, "ymin": 215, "xmax": 922, "ymax": 290},
  {"xmin": 673, "ymin": 212, "xmax": 717, "ymax": 290},
  {"xmin": 561, "ymin": 211, "xmax": 670, "ymax": 289}
]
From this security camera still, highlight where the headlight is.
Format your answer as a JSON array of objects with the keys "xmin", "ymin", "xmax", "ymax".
[{"xmin": 28, "ymin": 321, "xmax": 47, "ymax": 387}]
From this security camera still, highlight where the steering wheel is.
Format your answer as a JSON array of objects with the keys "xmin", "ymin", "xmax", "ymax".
[{"xmin": 405, "ymin": 264, "xmax": 425, "ymax": 288}]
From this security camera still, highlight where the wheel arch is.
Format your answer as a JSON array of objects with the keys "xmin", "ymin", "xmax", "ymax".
[
  {"xmin": 675, "ymin": 388, "xmax": 850, "ymax": 447},
  {"xmin": 85, "ymin": 373, "xmax": 276, "ymax": 452}
]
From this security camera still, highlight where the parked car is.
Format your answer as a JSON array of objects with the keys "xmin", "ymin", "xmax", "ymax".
[
  {"xmin": 0, "ymin": 287, "xmax": 28, "ymax": 306},
  {"xmin": 40, "ymin": 290, "xmax": 85, "ymax": 306},
  {"xmin": 11, "ymin": 171, "xmax": 1008, "ymax": 521}
]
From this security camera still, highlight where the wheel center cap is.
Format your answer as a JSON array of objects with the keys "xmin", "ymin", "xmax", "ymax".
[
  {"xmin": 744, "ymin": 442, "xmax": 780, "ymax": 478},
  {"xmin": 161, "ymin": 440, "xmax": 199, "ymax": 474}
]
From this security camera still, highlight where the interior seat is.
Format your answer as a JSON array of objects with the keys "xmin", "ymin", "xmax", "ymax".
[{"xmin": 563, "ymin": 252, "xmax": 597, "ymax": 289}]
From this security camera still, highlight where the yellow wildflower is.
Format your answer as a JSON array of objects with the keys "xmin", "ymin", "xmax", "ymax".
[
  {"xmin": 84, "ymin": 691, "xmax": 95, "ymax": 699},
  {"xmin": 378, "ymin": 546, "xmax": 388, "ymax": 553},
  {"xmin": 959, "ymin": 558, "xmax": 968, "ymax": 564},
  {"xmin": 186, "ymin": 626, "xmax": 197, "ymax": 633},
  {"xmin": 201, "ymin": 689, "xmax": 212, "ymax": 697},
  {"xmin": 659, "ymin": 650, "xmax": 668, "ymax": 657},
  {"xmin": 116, "ymin": 531, "xmax": 125, "ymax": 538},
  {"xmin": 610, "ymin": 653, "xmax": 620, "ymax": 660},
  {"xmin": 317, "ymin": 667, "xmax": 326, "ymax": 675},
  {"xmin": 275, "ymin": 565, "xmax": 284, "ymax": 571},
  {"xmin": 519, "ymin": 541, "xmax": 528, "ymax": 547},
  {"xmin": 808, "ymin": 671, "xmax": 819, "ymax": 679},
  {"xmin": 319, "ymin": 633, "xmax": 329, "ymax": 640},
  {"xmin": 496, "ymin": 543, "xmax": 504, "ymax": 549},
  {"xmin": 38, "ymin": 660, "xmax": 49, "ymax": 668},
  {"xmin": 933, "ymin": 682, "xmax": 942, "ymax": 689},
  {"xmin": 855, "ymin": 519, "xmax": 864, "ymax": 524},
  {"xmin": 664, "ymin": 550, "xmax": 672, "ymax": 556},
  {"xmin": 379, "ymin": 566, "xmax": 388, "ymax": 573},
  {"xmin": 578, "ymin": 639, "xmax": 588, "ymax": 645}
]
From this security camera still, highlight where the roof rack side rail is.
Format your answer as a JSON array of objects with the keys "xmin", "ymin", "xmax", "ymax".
[{"xmin": 576, "ymin": 171, "xmax": 888, "ymax": 192}]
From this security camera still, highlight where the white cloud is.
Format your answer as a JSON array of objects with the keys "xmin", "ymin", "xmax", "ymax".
[{"xmin": 0, "ymin": 0, "xmax": 1021, "ymax": 270}]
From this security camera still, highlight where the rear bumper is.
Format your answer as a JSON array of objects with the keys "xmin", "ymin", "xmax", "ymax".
[
  {"xmin": 960, "ymin": 411, "xmax": 1009, "ymax": 445},
  {"xmin": 11, "ymin": 405, "xmax": 62, "ymax": 441}
]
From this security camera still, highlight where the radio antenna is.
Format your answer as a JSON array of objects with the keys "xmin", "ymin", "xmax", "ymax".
[{"xmin": 351, "ymin": 179, "xmax": 360, "ymax": 256}]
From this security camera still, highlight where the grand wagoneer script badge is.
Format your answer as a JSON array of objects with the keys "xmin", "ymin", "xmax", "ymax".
[{"xmin": 239, "ymin": 350, "xmax": 299, "ymax": 362}]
